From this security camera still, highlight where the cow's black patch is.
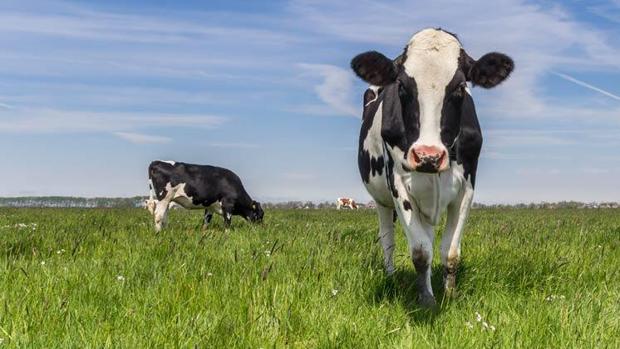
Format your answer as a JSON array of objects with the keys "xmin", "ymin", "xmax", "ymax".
[
  {"xmin": 385, "ymin": 150, "xmax": 398, "ymax": 198},
  {"xmin": 403, "ymin": 200, "xmax": 412, "ymax": 211},
  {"xmin": 455, "ymin": 94, "xmax": 483, "ymax": 187},
  {"xmin": 381, "ymin": 72, "xmax": 420, "ymax": 152}
]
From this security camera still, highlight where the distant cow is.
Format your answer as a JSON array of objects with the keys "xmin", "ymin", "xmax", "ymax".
[
  {"xmin": 336, "ymin": 197, "xmax": 358, "ymax": 210},
  {"xmin": 148, "ymin": 160, "xmax": 264, "ymax": 231},
  {"xmin": 351, "ymin": 28, "xmax": 513, "ymax": 307}
]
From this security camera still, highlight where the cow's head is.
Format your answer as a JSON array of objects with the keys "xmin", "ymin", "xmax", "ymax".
[
  {"xmin": 351, "ymin": 28, "xmax": 513, "ymax": 173},
  {"xmin": 247, "ymin": 201, "xmax": 264, "ymax": 223}
]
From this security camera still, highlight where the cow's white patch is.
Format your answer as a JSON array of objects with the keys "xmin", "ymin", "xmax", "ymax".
[
  {"xmin": 403, "ymin": 29, "xmax": 461, "ymax": 153},
  {"xmin": 169, "ymin": 183, "xmax": 203, "ymax": 209},
  {"xmin": 365, "ymin": 86, "xmax": 380, "ymax": 107}
]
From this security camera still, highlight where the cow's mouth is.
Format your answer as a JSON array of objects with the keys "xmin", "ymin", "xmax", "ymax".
[{"xmin": 404, "ymin": 151, "xmax": 447, "ymax": 173}]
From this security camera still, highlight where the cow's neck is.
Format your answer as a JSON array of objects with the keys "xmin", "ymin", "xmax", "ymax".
[{"xmin": 407, "ymin": 173, "xmax": 442, "ymax": 225}]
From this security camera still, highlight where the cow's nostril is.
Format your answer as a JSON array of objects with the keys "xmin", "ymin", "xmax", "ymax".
[{"xmin": 412, "ymin": 150, "xmax": 421, "ymax": 163}]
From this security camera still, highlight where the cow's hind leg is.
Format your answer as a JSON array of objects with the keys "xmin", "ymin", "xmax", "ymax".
[
  {"xmin": 376, "ymin": 204, "xmax": 396, "ymax": 275},
  {"xmin": 440, "ymin": 180, "xmax": 474, "ymax": 297}
]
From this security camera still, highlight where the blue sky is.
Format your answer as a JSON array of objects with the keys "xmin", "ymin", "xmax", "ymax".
[{"xmin": 1, "ymin": 0, "xmax": 619, "ymax": 203}]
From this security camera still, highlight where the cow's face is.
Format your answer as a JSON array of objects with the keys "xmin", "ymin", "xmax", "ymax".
[
  {"xmin": 248, "ymin": 201, "xmax": 264, "ymax": 223},
  {"xmin": 351, "ymin": 28, "xmax": 513, "ymax": 173}
]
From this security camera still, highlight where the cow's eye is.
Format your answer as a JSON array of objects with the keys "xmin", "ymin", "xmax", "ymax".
[
  {"xmin": 451, "ymin": 82, "xmax": 466, "ymax": 99},
  {"xmin": 398, "ymin": 81, "xmax": 409, "ymax": 97}
]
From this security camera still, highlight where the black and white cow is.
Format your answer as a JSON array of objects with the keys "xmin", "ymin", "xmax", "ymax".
[
  {"xmin": 148, "ymin": 160, "xmax": 264, "ymax": 231},
  {"xmin": 352, "ymin": 28, "xmax": 513, "ymax": 307}
]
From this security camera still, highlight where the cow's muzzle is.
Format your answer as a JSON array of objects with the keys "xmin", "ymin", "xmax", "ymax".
[{"xmin": 409, "ymin": 145, "xmax": 448, "ymax": 173}]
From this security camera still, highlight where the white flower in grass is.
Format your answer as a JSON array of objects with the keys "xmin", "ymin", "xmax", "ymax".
[
  {"xmin": 117, "ymin": 275, "xmax": 125, "ymax": 281},
  {"xmin": 40, "ymin": 261, "xmax": 45, "ymax": 265},
  {"xmin": 475, "ymin": 312, "xmax": 482, "ymax": 322},
  {"xmin": 331, "ymin": 289, "xmax": 339, "ymax": 296},
  {"xmin": 207, "ymin": 272, "xmax": 213, "ymax": 277},
  {"xmin": 264, "ymin": 250, "xmax": 271, "ymax": 257},
  {"xmin": 465, "ymin": 321, "xmax": 474, "ymax": 329},
  {"xmin": 56, "ymin": 249, "xmax": 66, "ymax": 254},
  {"xmin": 545, "ymin": 294, "xmax": 565, "ymax": 302}
]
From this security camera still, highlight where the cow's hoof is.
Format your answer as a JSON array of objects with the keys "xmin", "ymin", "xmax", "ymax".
[
  {"xmin": 418, "ymin": 294, "xmax": 437, "ymax": 309},
  {"xmin": 444, "ymin": 273, "xmax": 456, "ymax": 297}
]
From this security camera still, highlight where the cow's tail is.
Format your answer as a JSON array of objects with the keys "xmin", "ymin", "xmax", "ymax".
[{"xmin": 148, "ymin": 178, "xmax": 156, "ymax": 201}]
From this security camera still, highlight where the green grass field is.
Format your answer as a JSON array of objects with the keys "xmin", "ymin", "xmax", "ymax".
[{"xmin": 0, "ymin": 208, "xmax": 618, "ymax": 348}]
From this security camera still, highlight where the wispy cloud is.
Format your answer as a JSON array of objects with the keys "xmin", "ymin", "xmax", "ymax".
[
  {"xmin": 0, "ymin": 102, "xmax": 12, "ymax": 109},
  {"xmin": 0, "ymin": 107, "xmax": 228, "ymax": 133},
  {"xmin": 297, "ymin": 63, "xmax": 359, "ymax": 118},
  {"xmin": 207, "ymin": 142, "xmax": 260, "ymax": 149},
  {"xmin": 114, "ymin": 132, "xmax": 172, "ymax": 144},
  {"xmin": 552, "ymin": 71, "xmax": 620, "ymax": 102}
]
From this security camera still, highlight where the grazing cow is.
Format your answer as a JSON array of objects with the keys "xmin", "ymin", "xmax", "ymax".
[
  {"xmin": 336, "ymin": 197, "xmax": 358, "ymax": 210},
  {"xmin": 351, "ymin": 28, "xmax": 513, "ymax": 307},
  {"xmin": 148, "ymin": 160, "xmax": 264, "ymax": 231}
]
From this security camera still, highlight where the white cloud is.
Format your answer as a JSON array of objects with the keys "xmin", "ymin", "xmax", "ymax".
[
  {"xmin": 297, "ymin": 63, "xmax": 359, "ymax": 118},
  {"xmin": 114, "ymin": 132, "xmax": 171, "ymax": 144},
  {"xmin": 282, "ymin": 172, "xmax": 317, "ymax": 180},
  {"xmin": 290, "ymin": 0, "xmax": 620, "ymax": 123},
  {"xmin": 0, "ymin": 107, "xmax": 227, "ymax": 133},
  {"xmin": 207, "ymin": 142, "xmax": 260, "ymax": 149}
]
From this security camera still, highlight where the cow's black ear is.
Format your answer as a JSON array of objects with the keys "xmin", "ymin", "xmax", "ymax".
[
  {"xmin": 351, "ymin": 51, "xmax": 398, "ymax": 86},
  {"xmin": 467, "ymin": 52, "xmax": 514, "ymax": 88}
]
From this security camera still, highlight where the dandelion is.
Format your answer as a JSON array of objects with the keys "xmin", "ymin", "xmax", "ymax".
[
  {"xmin": 331, "ymin": 289, "xmax": 339, "ymax": 296},
  {"xmin": 117, "ymin": 275, "xmax": 125, "ymax": 281}
]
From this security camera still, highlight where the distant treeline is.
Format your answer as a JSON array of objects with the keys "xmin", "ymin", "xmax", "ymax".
[
  {"xmin": 0, "ymin": 196, "xmax": 146, "ymax": 208},
  {"xmin": 0, "ymin": 197, "xmax": 618, "ymax": 209}
]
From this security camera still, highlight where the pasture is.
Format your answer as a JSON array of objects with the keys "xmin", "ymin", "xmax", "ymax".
[{"xmin": 0, "ymin": 207, "xmax": 618, "ymax": 347}]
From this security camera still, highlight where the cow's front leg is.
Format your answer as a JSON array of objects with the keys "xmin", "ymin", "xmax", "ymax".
[
  {"xmin": 203, "ymin": 210, "xmax": 213, "ymax": 229},
  {"xmin": 441, "ymin": 178, "xmax": 474, "ymax": 296},
  {"xmin": 221, "ymin": 201, "xmax": 234, "ymax": 228},
  {"xmin": 376, "ymin": 204, "xmax": 396, "ymax": 275},
  {"xmin": 395, "ymin": 198, "xmax": 436, "ymax": 308},
  {"xmin": 154, "ymin": 200, "xmax": 170, "ymax": 232}
]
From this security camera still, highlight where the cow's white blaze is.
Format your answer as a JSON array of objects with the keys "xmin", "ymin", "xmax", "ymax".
[{"xmin": 403, "ymin": 29, "xmax": 461, "ymax": 153}]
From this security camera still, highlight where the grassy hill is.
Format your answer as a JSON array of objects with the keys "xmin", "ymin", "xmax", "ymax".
[{"xmin": 0, "ymin": 208, "xmax": 617, "ymax": 347}]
